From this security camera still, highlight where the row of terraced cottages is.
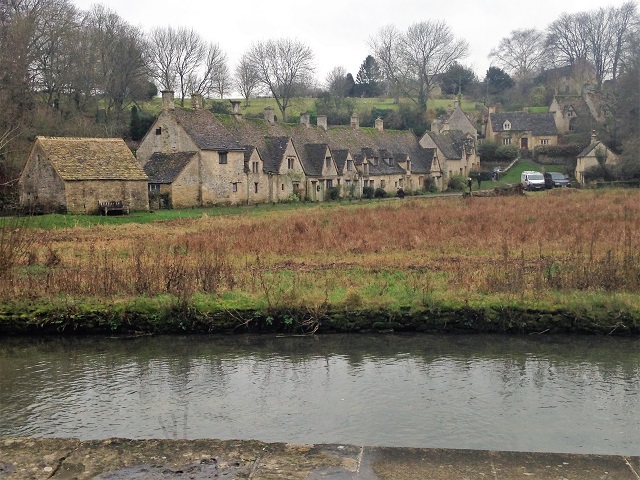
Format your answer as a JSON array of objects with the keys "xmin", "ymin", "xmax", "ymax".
[{"xmin": 19, "ymin": 91, "xmax": 479, "ymax": 213}]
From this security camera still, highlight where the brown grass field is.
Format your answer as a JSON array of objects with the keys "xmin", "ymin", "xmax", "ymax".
[{"xmin": 2, "ymin": 189, "xmax": 640, "ymax": 317}]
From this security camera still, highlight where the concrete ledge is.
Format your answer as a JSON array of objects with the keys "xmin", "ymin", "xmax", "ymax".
[{"xmin": 1, "ymin": 437, "xmax": 639, "ymax": 479}]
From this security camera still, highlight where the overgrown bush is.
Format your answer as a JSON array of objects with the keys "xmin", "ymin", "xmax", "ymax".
[
  {"xmin": 447, "ymin": 175, "xmax": 468, "ymax": 191},
  {"xmin": 533, "ymin": 143, "xmax": 585, "ymax": 158},
  {"xmin": 424, "ymin": 177, "xmax": 439, "ymax": 192},
  {"xmin": 327, "ymin": 186, "xmax": 341, "ymax": 201},
  {"xmin": 362, "ymin": 186, "xmax": 374, "ymax": 199},
  {"xmin": 496, "ymin": 144, "xmax": 519, "ymax": 161},
  {"xmin": 374, "ymin": 187, "xmax": 388, "ymax": 198},
  {"xmin": 477, "ymin": 141, "xmax": 499, "ymax": 162}
]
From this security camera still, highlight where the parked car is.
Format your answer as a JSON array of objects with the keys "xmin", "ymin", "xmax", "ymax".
[
  {"xmin": 520, "ymin": 171, "xmax": 545, "ymax": 191},
  {"xmin": 544, "ymin": 172, "xmax": 570, "ymax": 188}
]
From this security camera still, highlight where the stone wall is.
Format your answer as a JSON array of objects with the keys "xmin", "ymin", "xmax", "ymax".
[
  {"xmin": 65, "ymin": 180, "xmax": 149, "ymax": 214},
  {"xmin": 19, "ymin": 146, "xmax": 66, "ymax": 211}
]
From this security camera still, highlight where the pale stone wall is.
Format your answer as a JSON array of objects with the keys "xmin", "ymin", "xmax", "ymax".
[
  {"xmin": 170, "ymin": 157, "xmax": 201, "ymax": 208},
  {"xmin": 136, "ymin": 112, "xmax": 199, "ymax": 166},
  {"xmin": 64, "ymin": 180, "xmax": 149, "ymax": 213},
  {"xmin": 246, "ymin": 150, "xmax": 270, "ymax": 204},
  {"xmin": 19, "ymin": 145, "xmax": 66, "ymax": 210},
  {"xmin": 575, "ymin": 145, "xmax": 618, "ymax": 184},
  {"xmin": 275, "ymin": 141, "xmax": 305, "ymax": 202},
  {"xmin": 200, "ymin": 150, "xmax": 247, "ymax": 205}
]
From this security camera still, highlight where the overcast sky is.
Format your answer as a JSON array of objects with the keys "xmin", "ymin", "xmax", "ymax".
[{"xmin": 73, "ymin": 0, "xmax": 634, "ymax": 88}]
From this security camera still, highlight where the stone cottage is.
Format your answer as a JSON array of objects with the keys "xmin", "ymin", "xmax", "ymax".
[
  {"xmin": 486, "ymin": 111, "xmax": 558, "ymax": 150},
  {"xmin": 19, "ymin": 136, "xmax": 149, "ymax": 214},
  {"xmin": 575, "ymin": 132, "xmax": 619, "ymax": 185}
]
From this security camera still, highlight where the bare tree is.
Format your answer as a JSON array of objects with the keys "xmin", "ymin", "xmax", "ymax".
[
  {"xmin": 489, "ymin": 28, "xmax": 547, "ymax": 80},
  {"xmin": 84, "ymin": 5, "xmax": 147, "ymax": 122},
  {"xmin": 234, "ymin": 53, "xmax": 261, "ymax": 106},
  {"xmin": 369, "ymin": 25, "xmax": 404, "ymax": 104},
  {"xmin": 546, "ymin": 12, "xmax": 590, "ymax": 67},
  {"xmin": 147, "ymin": 26, "xmax": 229, "ymax": 105},
  {"xmin": 324, "ymin": 66, "xmax": 352, "ymax": 97},
  {"xmin": 371, "ymin": 20, "xmax": 468, "ymax": 112},
  {"xmin": 245, "ymin": 38, "xmax": 315, "ymax": 121}
]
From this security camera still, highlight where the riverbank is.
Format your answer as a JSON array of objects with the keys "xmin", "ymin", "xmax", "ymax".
[
  {"xmin": 1, "ymin": 299, "xmax": 639, "ymax": 336},
  {"xmin": 1, "ymin": 437, "xmax": 639, "ymax": 479}
]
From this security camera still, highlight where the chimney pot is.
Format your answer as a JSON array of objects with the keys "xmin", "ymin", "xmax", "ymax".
[
  {"xmin": 300, "ymin": 112, "xmax": 310, "ymax": 127},
  {"xmin": 191, "ymin": 93, "xmax": 203, "ymax": 110}
]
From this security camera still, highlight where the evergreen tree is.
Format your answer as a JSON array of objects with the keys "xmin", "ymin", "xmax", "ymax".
[{"xmin": 354, "ymin": 55, "xmax": 381, "ymax": 97}]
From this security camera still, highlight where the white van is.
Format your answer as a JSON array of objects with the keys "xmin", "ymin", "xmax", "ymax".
[{"xmin": 520, "ymin": 171, "xmax": 545, "ymax": 191}]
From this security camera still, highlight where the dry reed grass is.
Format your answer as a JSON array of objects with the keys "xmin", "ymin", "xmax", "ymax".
[{"xmin": 3, "ymin": 189, "xmax": 640, "ymax": 308}]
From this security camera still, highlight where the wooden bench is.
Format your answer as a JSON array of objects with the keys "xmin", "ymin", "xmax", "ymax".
[{"xmin": 99, "ymin": 201, "xmax": 129, "ymax": 216}]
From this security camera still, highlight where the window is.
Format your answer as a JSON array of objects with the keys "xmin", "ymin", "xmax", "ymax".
[
  {"xmin": 149, "ymin": 184, "xmax": 160, "ymax": 192},
  {"xmin": 369, "ymin": 180, "xmax": 374, "ymax": 187},
  {"xmin": 326, "ymin": 180, "xmax": 333, "ymax": 189},
  {"xmin": 399, "ymin": 178, "xmax": 403, "ymax": 187},
  {"xmin": 569, "ymin": 124, "xmax": 574, "ymax": 131},
  {"xmin": 346, "ymin": 180, "xmax": 351, "ymax": 186},
  {"xmin": 502, "ymin": 138, "xmax": 512, "ymax": 145},
  {"xmin": 503, "ymin": 121, "xmax": 511, "ymax": 130},
  {"xmin": 232, "ymin": 182, "xmax": 238, "ymax": 192},
  {"xmin": 254, "ymin": 183, "xmax": 259, "ymax": 194},
  {"xmin": 281, "ymin": 183, "xmax": 285, "ymax": 191},
  {"xmin": 325, "ymin": 157, "xmax": 331, "ymax": 169},
  {"xmin": 567, "ymin": 110, "xmax": 574, "ymax": 117},
  {"xmin": 219, "ymin": 152, "xmax": 228, "ymax": 164},
  {"xmin": 252, "ymin": 161, "xmax": 259, "ymax": 173},
  {"xmin": 287, "ymin": 157, "xmax": 294, "ymax": 169},
  {"xmin": 540, "ymin": 139, "xmax": 549, "ymax": 145},
  {"xmin": 381, "ymin": 180, "xmax": 386, "ymax": 188},
  {"xmin": 155, "ymin": 127, "xmax": 162, "ymax": 135},
  {"xmin": 347, "ymin": 160, "xmax": 353, "ymax": 171}
]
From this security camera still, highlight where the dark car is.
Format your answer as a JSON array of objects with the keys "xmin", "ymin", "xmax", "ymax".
[{"xmin": 544, "ymin": 172, "xmax": 570, "ymax": 188}]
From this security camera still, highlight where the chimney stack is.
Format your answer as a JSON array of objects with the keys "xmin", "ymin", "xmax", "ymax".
[
  {"xmin": 317, "ymin": 115, "xmax": 327, "ymax": 131},
  {"xmin": 264, "ymin": 107, "xmax": 275, "ymax": 125},
  {"xmin": 591, "ymin": 130, "xmax": 597, "ymax": 144},
  {"xmin": 191, "ymin": 93, "xmax": 203, "ymax": 110},
  {"xmin": 161, "ymin": 90, "xmax": 175, "ymax": 111},
  {"xmin": 230, "ymin": 100, "xmax": 242, "ymax": 119},
  {"xmin": 375, "ymin": 117, "xmax": 384, "ymax": 131},
  {"xmin": 350, "ymin": 114, "xmax": 359, "ymax": 130},
  {"xmin": 300, "ymin": 112, "xmax": 310, "ymax": 127}
]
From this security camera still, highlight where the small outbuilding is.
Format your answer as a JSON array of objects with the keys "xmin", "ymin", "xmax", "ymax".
[
  {"xmin": 19, "ymin": 136, "xmax": 149, "ymax": 214},
  {"xmin": 575, "ymin": 132, "xmax": 619, "ymax": 185}
]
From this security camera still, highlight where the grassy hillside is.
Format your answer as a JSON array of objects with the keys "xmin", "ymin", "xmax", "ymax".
[{"xmin": 137, "ymin": 95, "xmax": 480, "ymax": 123}]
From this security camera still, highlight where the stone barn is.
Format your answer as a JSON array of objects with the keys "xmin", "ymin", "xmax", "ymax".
[{"xmin": 20, "ymin": 136, "xmax": 149, "ymax": 214}]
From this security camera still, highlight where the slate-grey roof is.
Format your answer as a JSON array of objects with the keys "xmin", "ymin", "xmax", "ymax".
[
  {"xmin": 172, "ymin": 109, "xmax": 244, "ymax": 151},
  {"xmin": 553, "ymin": 96, "xmax": 592, "ymax": 118},
  {"xmin": 300, "ymin": 144, "xmax": 330, "ymax": 176},
  {"xmin": 35, "ymin": 136, "xmax": 147, "ymax": 181},
  {"xmin": 490, "ymin": 112, "xmax": 557, "ymax": 136},
  {"xmin": 144, "ymin": 151, "xmax": 197, "ymax": 183},
  {"xmin": 424, "ymin": 130, "xmax": 469, "ymax": 160},
  {"xmin": 332, "ymin": 149, "xmax": 350, "ymax": 174},
  {"xmin": 198, "ymin": 115, "xmax": 436, "ymax": 177}
]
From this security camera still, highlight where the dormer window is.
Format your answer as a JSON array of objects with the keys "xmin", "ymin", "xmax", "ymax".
[
  {"xmin": 155, "ymin": 127, "xmax": 162, "ymax": 135},
  {"xmin": 503, "ymin": 120, "xmax": 511, "ymax": 131}
]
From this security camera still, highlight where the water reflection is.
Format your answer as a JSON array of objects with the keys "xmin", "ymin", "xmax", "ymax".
[{"xmin": 0, "ymin": 334, "xmax": 638, "ymax": 454}]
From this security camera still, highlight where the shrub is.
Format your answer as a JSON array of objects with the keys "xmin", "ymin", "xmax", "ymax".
[
  {"xmin": 327, "ymin": 186, "xmax": 341, "ymax": 201},
  {"xmin": 362, "ymin": 186, "xmax": 374, "ymax": 199},
  {"xmin": 424, "ymin": 177, "xmax": 438, "ymax": 192},
  {"xmin": 496, "ymin": 144, "xmax": 519, "ymax": 161},
  {"xmin": 533, "ymin": 143, "xmax": 586, "ymax": 158},
  {"xmin": 447, "ymin": 174, "xmax": 468, "ymax": 191},
  {"xmin": 374, "ymin": 187, "xmax": 388, "ymax": 198},
  {"xmin": 477, "ymin": 141, "xmax": 499, "ymax": 162}
]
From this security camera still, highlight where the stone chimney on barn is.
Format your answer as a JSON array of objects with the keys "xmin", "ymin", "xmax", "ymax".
[
  {"xmin": 230, "ymin": 100, "xmax": 242, "ymax": 119},
  {"xmin": 590, "ymin": 130, "xmax": 598, "ymax": 144},
  {"xmin": 264, "ymin": 107, "xmax": 276, "ymax": 125},
  {"xmin": 161, "ymin": 90, "xmax": 175, "ymax": 111},
  {"xmin": 317, "ymin": 115, "xmax": 327, "ymax": 131},
  {"xmin": 300, "ymin": 112, "xmax": 310, "ymax": 127},
  {"xmin": 191, "ymin": 93, "xmax": 203, "ymax": 110},
  {"xmin": 375, "ymin": 117, "xmax": 384, "ymax": 131},
  {"xmin": 350, "ymin": 114, "xmax": 359, "ymax": 130}
]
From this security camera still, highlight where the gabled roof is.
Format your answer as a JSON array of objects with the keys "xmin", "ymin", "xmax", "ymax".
[
  {"xmin": 300, "ymin": 143, "xmax": 330, "ymax": 176},
  {"xmin": 490, "ymin": 112, "xmax": 557, "ymax": 136},
  {"xmin": 35, "ymin": 136, "xmax": 147, "ymax": 181},
  {"xmin": 577, "ymin": 140, "xmax": 616, "ymax": 159},
  {"xmin": 552, "ymin": 95, "xmax": 592, "ymax": 118},
  {"xmin": 172, "ymin": 109, "xmax": 244, "ymax": 151},
  {"xmin": 144, "ymin": 151, "xmax": 197, "ymax": 183},
  {"xmin": 263, "ymin": 136, "xmax": 291, "ymax": 173},
  {"xmin": 424, "ymin": 130, "xmax": 469, "ymax": 160},
  {"xmin": 332, "ymin": 149, "xmax": 350, "ymax": 174}
]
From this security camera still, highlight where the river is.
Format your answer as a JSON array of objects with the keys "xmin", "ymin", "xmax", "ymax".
[{"xmin": 0, "ymin": 334, "xmax": 638, "ymax": 455}]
